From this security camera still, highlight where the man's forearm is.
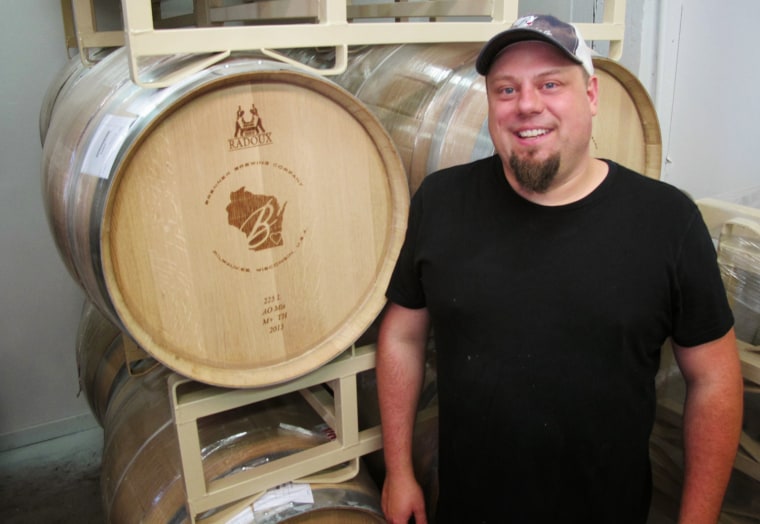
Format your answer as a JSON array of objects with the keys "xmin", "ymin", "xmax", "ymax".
[
  {"xmin": 375, "ymin": 303, "xmax": 430, "ymax": 476},
  {"xmin": 678, "ymin": 356, "xmax": 743, "ymax": 522},
  {"xmin": 376, "ymin": 338, "xmax": 426, "ymax": 476}
]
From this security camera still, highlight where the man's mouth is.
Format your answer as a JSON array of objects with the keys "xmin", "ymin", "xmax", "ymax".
[{"xmin": 517, "ymin": 128, "xmax": 549, "ymax": 138}]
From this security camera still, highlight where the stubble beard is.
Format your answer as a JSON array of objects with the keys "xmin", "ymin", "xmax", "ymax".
[{"xmin": 508, "ymin": 151, "xmax": 561, "ymax": 194}]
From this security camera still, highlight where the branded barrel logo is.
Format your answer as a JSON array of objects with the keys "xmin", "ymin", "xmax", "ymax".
[
  {"xmin": 226, "ymin": 187, "xmax": 287, "ymax": 251},
  {"xmin": 229, "ymin": 103, "xmax": 273, "ymax": 151}
]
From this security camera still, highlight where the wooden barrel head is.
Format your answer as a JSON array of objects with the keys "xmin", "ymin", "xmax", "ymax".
[
  {"xmin": 591, "ymin": 57, "xmax": 663, "ymax": 179},
  {"xmin": 102, "ymin": 68, "xmax": 407, "ymax": 388}
]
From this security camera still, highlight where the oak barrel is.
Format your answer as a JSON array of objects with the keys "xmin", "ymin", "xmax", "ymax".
[
  {"xmin": 42, "ymin": 48, "xmax": 408, "ymax": 388},
  {"xmin": 75, "ymin": 299, "xmax": 157, "ymax": 425},
  {"xmin": 591, "ymin": 57, "xmax": 662, "ymax": 180},
  {"xmin": 75, "ymin": 299, "xmax": 124, "ymax": 425},
  {"xmin": 101, "ymin": 366, "xmax": 384, "ymax": 523}
]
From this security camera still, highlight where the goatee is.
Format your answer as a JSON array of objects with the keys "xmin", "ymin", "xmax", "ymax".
[{"xmin": 508, "ymin": 153, "xmax": 561, "ymax": 193}]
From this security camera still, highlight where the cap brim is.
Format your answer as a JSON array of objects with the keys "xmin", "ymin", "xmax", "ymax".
[{"xmin": 475, "ymin": 29, "xmax": 583, "ymax": 75}]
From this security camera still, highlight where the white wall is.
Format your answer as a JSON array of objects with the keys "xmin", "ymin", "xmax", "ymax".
[
  {"xmin": 0, "ymin": 1, "xmax": 90, "ymax": 449},
  {"xmin": 655, "ymin": 0, "xmax": 760, "ymax": 203}
]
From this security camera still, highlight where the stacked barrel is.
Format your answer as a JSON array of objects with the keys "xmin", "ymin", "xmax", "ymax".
[
  {"xmin": 42, "ymin": 39, "xmax": 692, "ymax": 522},
  {"xmin": 40, "ymin": 46, "xmax": 410, "ymax": 522}
]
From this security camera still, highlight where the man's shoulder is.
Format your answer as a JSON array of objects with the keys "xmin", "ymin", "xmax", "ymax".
[
  {"xmin": 605, "ymin": 160, "xmax": 700, "ymax": 229},
  {"xmin": 608, "ymin": 160, "xmax": 695, "ymax": 206}
]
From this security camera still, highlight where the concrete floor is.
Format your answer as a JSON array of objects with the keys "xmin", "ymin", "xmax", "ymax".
[{"xmin": 0, "ymin": 426, "xmax": 105, "ymax": 523}]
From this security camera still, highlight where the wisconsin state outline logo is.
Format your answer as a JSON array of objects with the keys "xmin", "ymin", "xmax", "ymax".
[{"xmin": 226, "ymin": 186, "xmax": 287, "ymax": 251}]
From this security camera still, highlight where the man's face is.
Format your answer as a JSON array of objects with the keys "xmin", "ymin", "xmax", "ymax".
[{"xmin": 485, "ymin": 41, "xmax": 598, "ymax": 193}]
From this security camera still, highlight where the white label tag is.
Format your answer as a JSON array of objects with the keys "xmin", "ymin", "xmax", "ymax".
[
  {"xmin": 253, "ymin": 482, "xmax": 314, "ymax": 513},
  {"xmin": 81, "ymin": 114, "xmax": 136, "ymax": 179}
]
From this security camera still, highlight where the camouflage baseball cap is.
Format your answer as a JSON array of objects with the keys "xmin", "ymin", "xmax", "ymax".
[{"xmin": 476, "ymin": 14, "xmax": 595, "ymax": 76}]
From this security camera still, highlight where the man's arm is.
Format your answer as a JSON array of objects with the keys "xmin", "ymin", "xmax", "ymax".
[
  {"xmin": 672, "ymin": 327, "xmax": 744, "ymax": 524},
  {"xmin": 376, "ymin": 301, "xmax": 431, "ymax": 524}
]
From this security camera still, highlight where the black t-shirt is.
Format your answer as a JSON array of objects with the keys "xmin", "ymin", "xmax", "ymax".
[{"xmin": 387, "ymin": 156, "xmax": 733, "ymax": 523}]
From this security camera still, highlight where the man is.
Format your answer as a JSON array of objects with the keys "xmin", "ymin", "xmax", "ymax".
[{"xmin": 376, "ymin": 14, "xmax": 744, "ymax": 524}]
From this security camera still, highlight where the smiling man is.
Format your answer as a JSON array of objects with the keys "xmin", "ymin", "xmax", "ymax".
[{"xmin": 376, "ymin": 14, "xmax": 743, "ymax": 524}]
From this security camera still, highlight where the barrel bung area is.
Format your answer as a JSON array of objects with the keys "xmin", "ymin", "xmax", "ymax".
[{"xmin": 10, "ymin": 0, "xmax": 760, "ymax": 522}]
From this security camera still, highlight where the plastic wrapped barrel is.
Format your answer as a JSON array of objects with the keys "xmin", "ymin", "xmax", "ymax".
[
  {"xmin": 100, "ymin": 366, "xmax": 384, "ymax": 523},
  {"xmin": 38, "ymin": 48, "xmax": 116, "ymax": 146},
  {"xmin": 42, "ymin": 49, "xmax": 409, "ymax": 388},
  {"xmin": 287, "ymin": 43, "xmax": 663, "ymax": 192}
]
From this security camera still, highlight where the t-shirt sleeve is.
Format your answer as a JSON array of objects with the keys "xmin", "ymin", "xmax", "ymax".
[
  {"xmin": 386, "ymin": 186, "xmax": 427, "ymax": 309},
  {"xmin": 671, "ymin": 208, "xmax": 734, "ymax": 347}
]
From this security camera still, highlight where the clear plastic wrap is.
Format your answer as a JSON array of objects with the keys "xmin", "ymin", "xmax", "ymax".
[{"xmin": 719, "ymin": 218, "xmax": 760, "ymax": 345}]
